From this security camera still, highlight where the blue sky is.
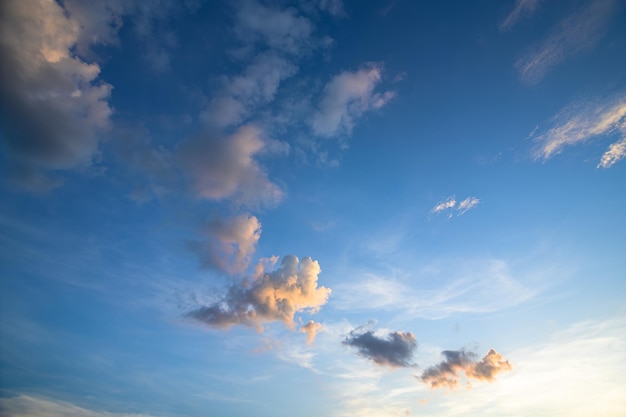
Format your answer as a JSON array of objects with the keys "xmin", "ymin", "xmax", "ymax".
[{"xmin": 1, "ymin": 0, "xmax": 626, "ymax": 416}]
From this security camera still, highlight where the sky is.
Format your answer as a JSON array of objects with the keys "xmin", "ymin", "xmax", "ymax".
[{"xmin": 0, "ymin": 0, "xmax": 625, "ymax": 416}]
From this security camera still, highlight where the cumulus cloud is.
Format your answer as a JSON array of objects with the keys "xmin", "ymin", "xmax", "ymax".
[
  {"xmin": 300, "ymin": 320, "xmax": 323, "ymax": 345},
  {"xmin": 202, "ymin": 53, "xmax": 298, "ymax": 128},
  {"xmin": 311, "ymin": 63, "xmax": 395, "ymax": 137},
  {"xmin": 189, "ymin": 214, "xmax": 261, "ymax": 274},
  {"xmin": 179, "ymin": 125, "xmax": 283, "ymax": 208},
  {"xmin": 420, "ymin": 348, "xmax": 512, "ymax": 389},
  {"xmin": 533, "ymin": 97, "xmax": 626, "ymax": 167},
  {"xmin": 431, "ymin": 196, "xmax": 480, "ymax": 217},
  {"xmin": 0, "ymin": 0, "xmax": 112, "ymax": 171},
  {"xmin": 500, "ymin": 0, "xmax": 541, "ymax": 31},
  {"xmin": 516, "ymin": 0, "xmax": 617, "ymax": 84},
  {"xmin": 188, "ymin": 255, "xmax": 331, "ymax": 332},
  {"xmin": 343, "ymin": 326, "xmax": 417, "ymax": 368},
  {"xmin": 598, "ymin": 137, "xmax": 626, "ymax": 169}
]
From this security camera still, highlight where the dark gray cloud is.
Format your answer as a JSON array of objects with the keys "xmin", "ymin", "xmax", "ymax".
[
  {"xmin": 420, "ymin": 348, "xmax": 512, "ymax": 389},
  {"xmin": 188, "ymin": 255, "xmax": 331, "ymax": 332},
  {"xmin": 343, "ymin": 327, "xmax": 417, "ymax": 368}
]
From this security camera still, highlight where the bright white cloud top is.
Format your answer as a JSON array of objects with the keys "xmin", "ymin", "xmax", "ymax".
[{"xmin": 0, "ymin": 1, "xmax": 625, "ymax": 417}]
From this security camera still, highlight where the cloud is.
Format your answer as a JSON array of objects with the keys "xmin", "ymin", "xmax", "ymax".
[
  {"xmin": 179, "ymin": 125, "xmax": 283, "ymax": 208},
  {"xmin": 0, "ymin": 395, "xmax": 162, "ymax": 417},
  {"xmin": 516, "ymin": 0, "xmax": 617, "ymax": 83},
  {"xmin": 0, "ymin": 0, "xmax": 112, "ymax": 170},
  {"xmin": 202, "ymin": 53, "xmax": 298, "ymax": 128},
  {"xmin": 234, "ymin": 0, "xmax": 314, "ymax": 55},
  {"xmin": 431, "ymin": 196, "xmax": 480, "ymax": 217},
  {"xmin": 598, "ymin": 137, "xmax": 626, "ymax": 169},
  {"xmin": 189, "ymin": 214, "xmax": 261, "ymax": 274},
  {"xmin": 311, "ymin": 63, "xmax": 394, "ymax": 137},
  {"xmin": 188, "ymin": 255, "xmax": 331, "ymax": 332},
  {"xmin": 343, "ymin": 326, "xmax": 417, "ymax": 368},
  {"xmin": 533, "ymin": 97, "xmax": 626, "ymax": 166},
  {"xmin": 500, "ymin": 0, "xmax": 541, "ymax": 31},
  {"xmin": 318, "ymin": 0, "xmax": 346, "ymax": 17},
  {"xmin": 301, "ymin": 320, "xmax": 323, "ymax": 345},
  {"xmin": 420, "ymin": 348, "xmax": 512, "ymax": 389}
]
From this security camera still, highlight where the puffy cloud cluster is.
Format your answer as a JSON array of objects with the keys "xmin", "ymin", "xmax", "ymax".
[
  {"xmin": 0, "ymin": 0, "xmax": 112, "ymax": 172},
  {"xmin": 343, "ymin": 327, "xmax": 417, "ymax": 368},
  {"xmin": 533, "ymin": 98, "xmax": 626, "ymax": 168},
  {"xmin": 189, "ymin": 214, "xmax": 261, "ymax": 275},
  {"xmin": 431, "ymin": 196, "xmax": 480, "ymax": 217},
  {"xmin": 311, "ymin": 63, "xmax": 395, "ymax": 137},
  {"xmin": 420, "ymin": 349, "xmax": 512, "ymax": 389},
  {"xmin": 179, "ymin": 125, "xmax": 283, "ymax": 208},
  {"xmin": 188, "ymin": 255, "xmax": 331, "ymax": 332}
]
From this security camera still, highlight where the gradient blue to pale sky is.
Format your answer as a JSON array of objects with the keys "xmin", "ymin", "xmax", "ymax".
[{"xmin": 1, "ymin": 0, "xmax": 626, "ymax": 416}]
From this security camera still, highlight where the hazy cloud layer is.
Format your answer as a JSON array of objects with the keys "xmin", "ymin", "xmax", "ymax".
[
  {"xmin": 0, "ymin": 395, "xmax": 160, "ymax": 417},
  {"xmin": 516, "ymin": 0, "xmax": 617, "ymax": 83},
  {"xmin": 311, "ymin": 63, "xmax": 395, "ymax": 137},
  {"xmin": 179, "ymin": 125, "xmax": 283, "ymax": 208},
  {"xmin": 431, "ymin": 196, "xmax": 480, "ymax": 217},
  {"xmin": 188, "ymin": 255, "xmax": 331, "ymax": 331},
  {"xmin": 189, "ymin": 214, "xmax": 261, "ymax": 274},
  {"xmin": 0, "ymin": 0, "xmax": 112, "ymax": 170},
  {"xmin": 343, "ymin": 327, "xmax": 417, "ymax": 368},
  {"xmin": 421, "ymin": 348, "xmax": 512, "ymax": 389},
  {"xmin": 533, "ymin": 97, "xmax": 626, "ymax": 167},
  {"xmin": 500, "ymin": 0, "xmax": 541, "ymax": 31}
]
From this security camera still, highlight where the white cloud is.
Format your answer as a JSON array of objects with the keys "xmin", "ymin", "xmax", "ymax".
[
  {"xmin": 179, "ymin": 125, "xmax": 283, "ymax": 208},
  {"xmin": 0, "ymin": 0, "xmax": 112, "ymax": 170},
  {"xmin": 598, "ymin": 137, "xmax": 626, "ymax": 168},
  {"xmin": 311, "ymin": 63, "xmax": 395, "ymax": 137},
  {"xmin": 0, "ymin": 395, "xmax": 164, "ymax": 417},
  {"xmin": 431, "ymin": 196, "xmax": 480, "ymax": 217},
  {"xmin": 533, "ymin": 97, "xmax": 626, "ymax": 166},
  {"xmin": 516, "ymin": 0, "xmax": 617, "ymax": 83},
  {"xmin": 499, "ymin": 0, "xmax": 541, "ymax": 31}
]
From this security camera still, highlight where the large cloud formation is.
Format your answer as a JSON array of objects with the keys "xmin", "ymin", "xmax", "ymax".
[
  {"xmin": 420, "ymin": 348, "xmax": 512, "ymax": 389},
  {"xmin": 188, "ymin": 255, "xmax": 331, "ymax": 332},
  {"xmin": 343, "ymin": 327, "xmax": 417, "ymax": 368},
  {"xmin": 0, "ymin": 0, "xmax": 112, "ymax": 171}
]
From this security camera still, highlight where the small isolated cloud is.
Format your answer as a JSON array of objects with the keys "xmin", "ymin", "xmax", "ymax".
[
  {"xmin": 189, "ymin": 214, "xmax": 261, "ymax": 275},
  {"xmin": 179, "ymin": 125, "xmax": 283, "ymax": 208},
  {"xmin": 516, "ymin": 0, "xmax": 617, "ymax": 84},
  {"xmin": 533, "ymin": 97, "xmax": 626, "ymax": 167},
  {"xmin": 0, "ymin": 0, "xmax": 112, "ymax": 170},
  {"xmin": 598, "ymin": 137, "xmax": 626, "ymax": 169},
  {"xmin": 500, "ymin": 0, "xmax": 541, "ymax": 31},
  {"xmin": 300, "ymin": 320, "xmax": 323, "ymax": 345},
  {"xmin": 188, "ymin": 255, "xmax": 331, "ymax": 332},
  {"xmin": 311, "ymin": 63, "xmax": 395, "ymax": 137},
  {"xmin": 431, "ymin": 196, "xmax": 480, "ymax": 217},
  {"xmin": 343, "ymin": 326, "xmax": 417, "ymax": 368},
  {"xmin": 420, "ymin": 348, "xmax": 512, "ymax": 390}
]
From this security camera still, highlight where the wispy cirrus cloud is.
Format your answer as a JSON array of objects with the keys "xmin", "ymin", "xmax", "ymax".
[
  {"xmin": 500, "ymin": 0, "xmax": 541, "ymax": 31},
  {"xmin": 343, "ymin": 325, "xmax": 417, "ymax": 368},
  {"xmin": 431, "ymin": 196, "xmax": 480, "ymax": 217},
  {"xmin": 516, "ymin": 0, "xmax": 617, "ymax": 84},
  {"xmin": 532, "ymin": 96, "xmax": 626, "ymax": 168},
  {"xmin": 0, "ymin": 395, "xmax": 164, "ymax": 417},
  {"xmin": 420, "ymin": 348, "xmax": 512, "ymax": 390},
  {"xmin": 188, "ymin": 255, "xmax": 331, "ymax": 332},
  {"xmin": 311, "ymin": 63, "xmax": 395, "ymax": 137}
]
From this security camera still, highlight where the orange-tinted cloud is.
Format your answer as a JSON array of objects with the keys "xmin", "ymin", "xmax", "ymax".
[{"xmin": 300, "ymin": 320, "xmax": 323, "ymax": 345}]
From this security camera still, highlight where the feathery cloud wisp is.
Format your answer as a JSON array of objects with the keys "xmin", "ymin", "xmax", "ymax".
[
  {"xmin": 431, "ymin": 196, "xmax": 480, "ymax": 217},
  {"xmin": 598, "ymin": 137, "xmax": 626, "ymax": 169},
  {"xmin": 343, "ymin": 326, "xmax": 417, "ymax": 368},
  {"xmin": 500, "ymin": 0, "xmax": 541, "ymax": 31},
  {"xmin": 188, "ymin": 255, "xmax": 331, "ymax": 332},
  {"xmin": 420, "ymin": 348, "xmax": 512, "ymax": 389},
  {"xmin": 516, "ymin": 0, "xmax": 617, "ymax": 84}
]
